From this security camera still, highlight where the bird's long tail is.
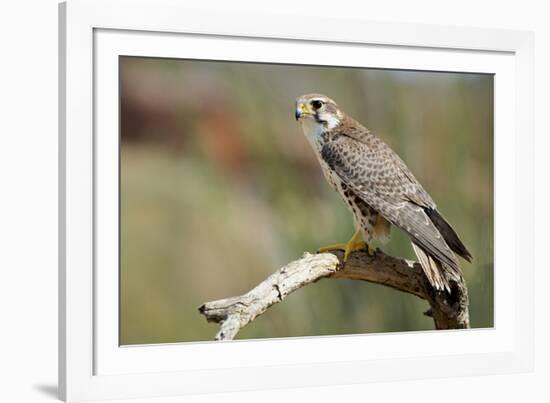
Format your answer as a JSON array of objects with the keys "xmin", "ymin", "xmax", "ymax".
[{"xmin": 411, "ymin": 243, "xmax": 461, "ymax": 293}]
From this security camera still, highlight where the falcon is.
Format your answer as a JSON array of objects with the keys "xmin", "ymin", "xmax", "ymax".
[{"xmin": 295, "ymin": 93, "xmax": 472, "ymax": 292}]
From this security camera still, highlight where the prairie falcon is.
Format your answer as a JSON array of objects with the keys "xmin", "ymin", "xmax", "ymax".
[{"xmin": 295, "ymin": 93, "xmax": 472, "ymax": 292}]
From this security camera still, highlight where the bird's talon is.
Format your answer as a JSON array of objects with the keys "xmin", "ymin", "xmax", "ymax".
[
  {"xmin": 318, "ymin": 243, "xmax": 348, "ymax": 253},
  {"xmin": 367, "ymin": 244, "xmax": 376, "ymax": 256},
  {"xmin": 318, "ymin": 229, "xmax": 372, "ymax": 262},
  {"xmin": 343, "ymin": 241, "xmax": 368, "ymax": 262}
]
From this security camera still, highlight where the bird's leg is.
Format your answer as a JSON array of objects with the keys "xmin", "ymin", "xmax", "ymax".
[{"xmin": 317, "ymin": 228, "xmax": 375, "ymax": 261}]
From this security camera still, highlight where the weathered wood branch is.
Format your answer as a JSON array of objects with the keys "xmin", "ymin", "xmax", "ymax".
[{"xmin": 198, "ymin": 249, "xmax": 469, "ymax": 340}]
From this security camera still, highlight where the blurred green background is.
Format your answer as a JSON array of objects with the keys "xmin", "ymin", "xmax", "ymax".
[{"xmin": 120, "ymin": 56, "xmax": 493, "ymax": 345}]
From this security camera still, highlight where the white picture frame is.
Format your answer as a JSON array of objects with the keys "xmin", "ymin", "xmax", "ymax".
[{"xmin": 59, "ymin": 0, "xmax": 534, "ymax": 401}]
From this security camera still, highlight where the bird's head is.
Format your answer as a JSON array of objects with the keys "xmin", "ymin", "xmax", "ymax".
[{"xmin": 295, "ymin": 94, "xmax": 343, "ymax": 131}]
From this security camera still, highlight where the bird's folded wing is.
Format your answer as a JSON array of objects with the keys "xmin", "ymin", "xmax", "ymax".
[{"xmin": 321, "ymin": 137, "xmax": 460, "ymax": 274}]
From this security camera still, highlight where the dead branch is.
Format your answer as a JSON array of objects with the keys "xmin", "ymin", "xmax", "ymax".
[{"xmin": 198, "ymin": 249, "xmax": 469, "ymax": 340}]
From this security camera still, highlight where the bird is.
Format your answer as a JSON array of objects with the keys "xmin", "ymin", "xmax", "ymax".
[{"xmin": 295, "ymin": 93, "xmax": 472, "ymax": 292}]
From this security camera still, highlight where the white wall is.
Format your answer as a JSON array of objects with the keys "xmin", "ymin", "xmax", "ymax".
[{"xmin": 0, "ymin": 0, "xmax": 547, "ymax": 402}]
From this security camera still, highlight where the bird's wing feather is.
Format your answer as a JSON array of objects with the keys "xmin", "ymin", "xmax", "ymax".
[
  {"xmin": 333, "ymin": 120, "xmax": 436, "ymax": 209},
  {"xmin": 321, "ymin": 135, "xmax": 461, "ymax": 275}
]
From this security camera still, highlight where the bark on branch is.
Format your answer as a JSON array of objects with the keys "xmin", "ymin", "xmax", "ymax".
[{"xmin": 198, "ymin": 249, "xmax": 469, "ymax": 340}]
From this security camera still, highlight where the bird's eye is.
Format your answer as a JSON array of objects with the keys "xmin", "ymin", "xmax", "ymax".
[{"xmin": 311, "ymin": 100, "xmax": 323, "ymax": 110}]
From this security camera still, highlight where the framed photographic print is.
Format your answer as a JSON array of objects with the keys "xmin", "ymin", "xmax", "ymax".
[{"xmin": 59, "ymin": 0, "xmax": 534, "ymax": 401}]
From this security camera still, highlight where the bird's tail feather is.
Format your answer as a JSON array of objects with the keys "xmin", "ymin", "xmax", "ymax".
[{"xmin": 412, "ymin": 243, "xmax": 460, "ymax": 293}]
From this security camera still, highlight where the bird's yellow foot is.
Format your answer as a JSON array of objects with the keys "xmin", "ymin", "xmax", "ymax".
[{"xmin": 317, "ymin": 229, "xmax": 376, "ymax": 262}]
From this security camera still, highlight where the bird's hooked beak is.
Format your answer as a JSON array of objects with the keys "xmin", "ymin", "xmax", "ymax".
[{"xmin": 295, "ymin": 102, "xmax": 309, "ymax": 121}]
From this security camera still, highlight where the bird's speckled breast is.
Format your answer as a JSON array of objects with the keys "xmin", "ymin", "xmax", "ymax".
[{"xmin": 301, "ymin": 120, "xmax": 389, "ymax": 242}]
